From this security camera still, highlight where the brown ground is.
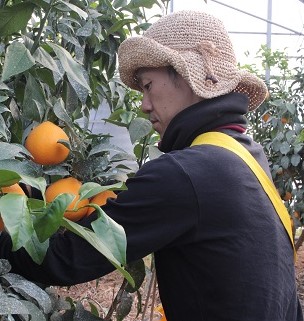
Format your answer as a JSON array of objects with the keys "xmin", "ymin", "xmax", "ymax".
[
  {"xmin": 55, "ymin": 244, "xmax": 304, "ymax": 320},
  {"xmin": 55, "ymin": 263, "xmax": 161, "ymax": 320},
  {"xmin": 296, "ymin": 243, "xmax": 304, "ymax": 314}
]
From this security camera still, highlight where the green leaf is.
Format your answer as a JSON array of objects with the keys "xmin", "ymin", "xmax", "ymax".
[
  {"xmin": 0, "ymin": 96, "xmax": 8, "ymax": 103},
  {"xmin": 1, "ymin": 42, "xmax": 35, "ymax": 82},
  {"xmin": 127, "ymin": 0, "xmax": 157, "ymax": 9},
  {"xmin": 49, "ymin": 43, "xmax": 91, "ymax": 92},
  {"xmin": 0, "ymin": 194, "xmax": 34, "ymax": 251},
  {"xmin": 76, "ymin": 19, "xmax": 93, "ymax": 37},
  {"xmin": 0, "ymin": 294, "xmax": 29, "ymax": 315},
  {"xmin": 42, "ymin": 165, "xmax": 70, "ymax": 177},
  {"xmin": 0, "ymin": 259, "xmax": 11, "ymax": 275},
  {"xmin": 0, "ymin": 2, "xmax": 35, "ymax": 37},
  {"xmin": 57, "ymin": 0, "xmax": 88, "ymax": 19},
  {"xmin": 23, "ymin": 73, "xmax": 46, "ymax": 121},
  {"xmin": 67, "ymin": 73, "xmax": 89, "ymax": 104},
  {"xmin": 148, "ymin": 145, "xmax": 163, "ymax": 160},
  {"xmin": 134, "ymin": 22, "xmax": 152, "ymax": 33},
  {"xmin": 32, "ymin": 45, "xmax": 61, "ymax": 75},
  {"xmin": 281, "ymin": 155, "xmax": 290, "ymax": 169},
  {"xmin": 294, "ymin": 143, "xmax": 303, "ymax": 154},
  {"xmin": 0, "ymin": 169, "xmax": 21, "ymax": 187},
  {"xmin": 291, "ymin": 154, "xmax": 301, "ymax": 166},
  {"xmin": 61, "ymin": 217, "xmax": 134, "ymax": 287},
  {"xmin": 116, "ymin": 292, "xmax": 133, "ymax": 321},
  {"xmin": 113, "ymin": 0, "xmax": 128, "ymax": 8},
  {"xmin": 53, "ymin": 98, "xmax": 73, "ymax": 126},
  {"xmin": 125, "ymin": 259, "xmax": 146, "ymax": 293},
  {"xmin": 0, "ymin": 142, "xmax": 31, "ymax": 160},
  {"xmin": 88, "ymin": 142, "xmax": 127, "ymax": 157},
  {"xmin": 286, "ymin": 102, "xmax": 296, "ymax": 114},
  {"xmin": 91, "ymin": 208, "xmax": 126, "ymax": 265},
  {"xmin": 23, "ymin": 231, "xmax": 49, "ymax": 265},
  {"xmin": 19, "ymin": 175, "xmax": 47, "ymax": 199},
  {"xmin": 0, "ymin": 159, "xmax": 42, "ymax": 177},
  {"xmin": 129, "ymin": 117, "xmax": 152, "ymax": 144},
  {"xmin": 1, "ymin": 273, "xmax": 52, "ymax": 314},
  {"xmin": 0, "ymin": 114, "xmax": 9, "ymax": 141},
  {"xmin": 19, "ymin": 300, "xmax": 47, "ymax": 321},
  {"xmin": 79, "ymin": 181, "xmax": 122, "ymax": 200},
  {"xmin": 34, "ymin": 193, "xmax": 74, "ymax": 242},
  {"xmin": 279, "ymin": 141, "xmax": 290, "ymax": 155},
  {"xmin": 107, "ymin": 19, "xmax": 136, "ymax": 35}
]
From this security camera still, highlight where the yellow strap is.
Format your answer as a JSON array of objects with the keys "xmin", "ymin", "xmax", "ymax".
[{"xmin": 191, "ymin": 131, "xmax": 296, "ymax": 261}]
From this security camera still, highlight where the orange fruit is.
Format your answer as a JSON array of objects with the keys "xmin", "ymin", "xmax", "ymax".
[
  {"xmin": 281, "ymin": 117, "xmax": 288, "ymax": 124},
  {"xmin": 262, "ymin": 113, "xmax": 270, "ymax": 122},
  {"xmin": 294, "ymin": 211, "xmax": 300, "ymax": 220},
  {"xmin": 45, "ymin": 177, "xmax": 89, "ymax": 222},
  {"xmin": 155, "ymin": 304, "xmax": 167, "ymax": 321},
  {"xmin": 0, "ymin": 183, "xmax": 25, "ymax": 231},
  {"xmin": 283, "ymin": 191, "xmax": 292, "ymax": 201},
  {"xmin": 25, "ymin": 121, "xmax": 70, "ymax": 165},
  {"xmin": 87, "ymin": 190, "xmax": 117, "ymax": 216},
  {"xmin": 1, "ymin": 183, "xmax": 25, "ymax": 195}
]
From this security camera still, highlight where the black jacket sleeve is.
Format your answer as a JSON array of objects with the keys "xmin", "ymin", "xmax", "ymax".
[{"xmin": 0, "ymin": 153, "xmax": 199, "ymax": 286}]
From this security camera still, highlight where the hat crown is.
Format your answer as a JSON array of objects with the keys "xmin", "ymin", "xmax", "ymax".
[
  {"xmin": 144, "ymin": 11, "xmax": 236, "ymax": 63},
  {"xmin": 118, "ymin": 10, "xmax": 268, "ymax": 111}
]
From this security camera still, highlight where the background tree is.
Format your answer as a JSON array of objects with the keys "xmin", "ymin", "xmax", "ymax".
[
  {"xmin": 0, "ymin": 0, "xmax": 167, "ymax": 319},
  {"xmin": 245, "ymin": 45, "xmax": 304, "ymax": 249}
]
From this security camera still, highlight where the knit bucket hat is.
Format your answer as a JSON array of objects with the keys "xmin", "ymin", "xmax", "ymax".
[{"xmin": 118, "ymin": 10, "xmax": 268, "ymax": 111}]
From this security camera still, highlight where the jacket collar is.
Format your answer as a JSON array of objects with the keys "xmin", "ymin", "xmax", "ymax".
[{"xmin": 159, "ymin": 92, "xmax": 249, "ymax": 153}]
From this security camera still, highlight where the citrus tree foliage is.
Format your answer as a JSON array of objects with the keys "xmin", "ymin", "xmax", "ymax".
[
  {"xmin": 245, "ymin": 45, "xmax": 304, "ymax": 247},
  {"xmin": 0, "ymin": 0, "xmax": 167, "ymax": 319},
  {"xmin": 0, "ymin": 0, "xmax": 166, "ymax": 183}
]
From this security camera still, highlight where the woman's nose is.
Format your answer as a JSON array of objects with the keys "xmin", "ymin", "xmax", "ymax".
[{"xmin": 141, "ymin": 94, "xmax": 152, "ymax": 113}]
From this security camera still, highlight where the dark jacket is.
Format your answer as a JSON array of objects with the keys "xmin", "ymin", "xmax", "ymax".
[{"xmin": 0, "ymin": 93, "xmax": 302, "ymax": 321}]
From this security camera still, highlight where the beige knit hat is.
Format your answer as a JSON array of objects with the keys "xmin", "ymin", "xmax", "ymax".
[{"xmin": 118, "ymin": 10, "xmax": 268, "ymax": 111}]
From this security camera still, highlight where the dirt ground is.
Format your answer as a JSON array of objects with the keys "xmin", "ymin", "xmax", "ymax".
[
  {"xmin": 55, "ymin": 263, "xmax": 161, "ymax": 321},
  {"xmin": 55, "ymin": 243, "xmax": 304, "ymax": 320},
  {"xmin": 296, "ymin": 243, "xmax": 304, "ymax": 314}
]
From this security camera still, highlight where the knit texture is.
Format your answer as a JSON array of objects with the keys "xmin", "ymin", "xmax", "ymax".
[{"xmin": 118, "ymin": 10, "xmax": 268, "ymax": 111}]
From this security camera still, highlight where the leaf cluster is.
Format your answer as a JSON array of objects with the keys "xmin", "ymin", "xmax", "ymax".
[{"xmin": 245, "ymin": 46, "xmax": 304, "ymax": 232}]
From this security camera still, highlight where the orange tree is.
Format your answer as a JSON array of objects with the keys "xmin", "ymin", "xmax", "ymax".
[
  {"xmin": 244, "ymin": 45, "xmax": 304, "ymax": 250},
  {"xmin": 0, "ymin": 0, "xmax": 169, "ymax": 320}
]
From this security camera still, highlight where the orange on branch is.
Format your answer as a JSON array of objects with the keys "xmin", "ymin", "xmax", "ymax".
[
  {"xmin": 0, "ymin": 183, "xmax": 25, "ymax": 231},
  {"xmin": 155, "ymin": 304, "xmax": 167, "ymax": 321},
  {"xmin": 262, "ymin": 113, "xmax": 270, "ymax": 122},
  {"xmin": 87, "ymin": 190, "xmax": 117, "ymax": 216},
  {"xmin": 25, "ymin": 121, "xmax": 70, "ymax": 165},
  {"xmin": 283, "ymin": 191, "xmax": 292, "ymax": 201},
  {"xmin": 1, "ymin": 183, "xmax": 25, "ymax": 195},
  {"xmin": 45, "ymin": 177, "xmax": 89, "ymax": 222}
]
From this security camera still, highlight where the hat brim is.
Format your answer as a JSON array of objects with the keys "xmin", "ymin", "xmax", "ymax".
[{"xmin": 118, "ymin": 36, "xmax": 268, "ymax": 111}]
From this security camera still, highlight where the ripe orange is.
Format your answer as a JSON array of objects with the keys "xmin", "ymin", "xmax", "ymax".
[
  {"xmin": 155, "ymin": 304, "xmax": 167, "ymax": 321},
  {"xmin": 281, "ymin": 117, "xmax": 288, "ymax": 124},
  {"xmin": 262, "ymin": 113, "xmax": 270, "ymax": 122},
  {"xmin": 283, "ymin": 191, "xmax": 292, "ymax": 201},
  {"xmin": 0, "ymin": 183, "xmax": 25, "ymax": 231},
  {"xmin": 45, "ymin": 177, "xmax": 89, "ymax": 222},
  {"xmin": 87, "ymin": 190, "xmax": 117, "ymax": 216},
  {"xmin": 25, "ymin": 121, "xmax": 70, "ymax": 165}
]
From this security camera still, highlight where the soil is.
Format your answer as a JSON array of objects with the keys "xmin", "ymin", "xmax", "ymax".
[
  {"xmin": 55, "ymin": 263, "xmax": 161, "ymax": 321},
  {"xmin": 54, "ymin": 243, "xmax": 304, "ymax": 321}
]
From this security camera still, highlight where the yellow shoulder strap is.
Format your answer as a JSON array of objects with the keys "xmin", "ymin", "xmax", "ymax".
[{"xmin": 191, "ymin": 131, "xmax": 296, "ymax": 261}]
